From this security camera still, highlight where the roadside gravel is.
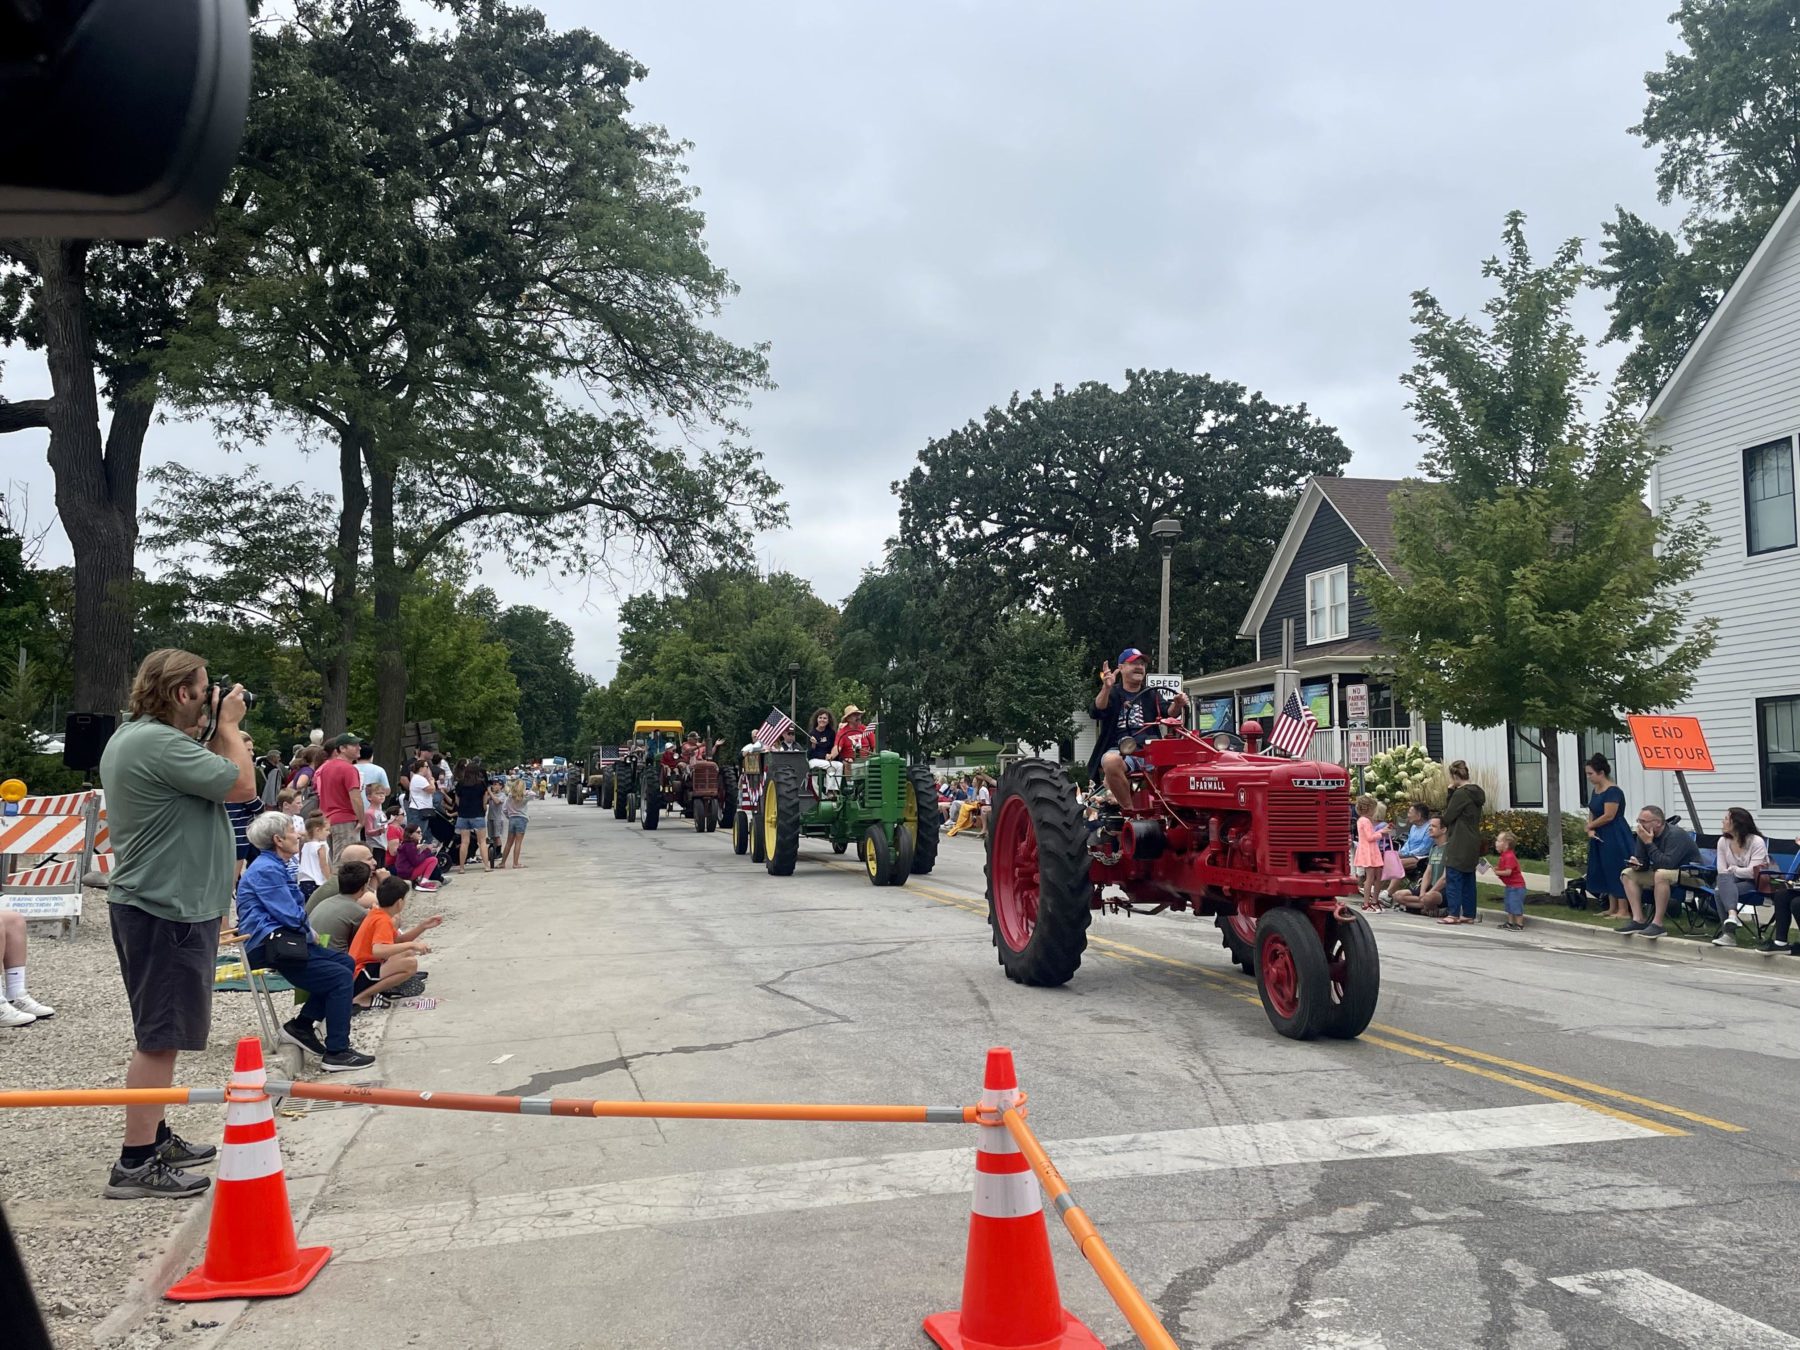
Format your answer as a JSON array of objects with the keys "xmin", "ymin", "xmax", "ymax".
[{"xmin": 0, "ymin": 866, "xmax": 477, "ymax": 1349}]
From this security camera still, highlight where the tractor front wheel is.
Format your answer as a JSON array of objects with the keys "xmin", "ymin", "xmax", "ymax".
[
  {"xmin": 831, "ymin": 839, "xmax": 848, "ymax": 854},
  {"xmin": 1321, "ymin": 911, "xmax": 1380, "ymax": 1039},
  {"xmin": 862, "ymin": 824, "xmax": 892, "ymax": 886},
  {"xmin": 903, "ymin": 765, "xmax": 940, "ymax": 876},
  {"xmin": 762, "ymin": 759, "xmax": 802, "ymax": 876},
  {"xmin": 694, "ymin": 798, "xmax": 709, "ymax": 833},
  {"xmin": 600, "ymin": 775, "xmax": 614, "ymax": 810},
  {"xmin": 889, "ymin": 824, "xmax": 915, "ymax": 887},
  {"xmin": 732, "ymin": 809, "xmax": 751, "ymax": 855},
  {"xmin": 985, "ymin": 760, "xmax": 1092, "ymax": 986},
  {"xmin": 642, "ymin": 777, "xmax": 661, "ymax": 830},
  {"xmin": 1255, "ymin": 907, "xmax": 1330, "ymax": 1040}
]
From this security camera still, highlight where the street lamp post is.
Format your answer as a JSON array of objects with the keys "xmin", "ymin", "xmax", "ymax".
[
  {"xmin": 1150, "ymin": 518, "xmax": 1182, "ymax": 674},
  {"xmin": 787, "ymin": 662, "xmax": 800, "ymax": 725}
]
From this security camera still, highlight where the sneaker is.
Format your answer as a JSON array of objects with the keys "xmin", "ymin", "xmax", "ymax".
[
  {"xmin": 156, "ymin": 1129, "xmax": 217, "ymax": 1168},
  {"xmin": 279, "ymin": 1017, "xmax": 326, "ymax": 1058},
  {"xmin": 103, "ymin": 1157, "xmax": 210, "ymax": 1200},
  {"xmin": 10, "ymin": 993, "xmax": 54, "ymax": 1018},
  {"xmin": 1711, "ymin": 932, "xmax": 1735, "ymax": 947},
  {"xmin": 0, "ymin": 999, "xmax": 36, "ymax": 1028},
  {"xmin": 320, "ymin": 1048, "xmax": 376, "ymax": 1072},
  {"xmin": 1756, "ymin": 939, "xmax": 1785, "ymax": 954},
  {"xmin": 1641, "ymin": 923, "xmax": 1666, "ymax": 940},
  {"xmin": 1617, "ymin": 920, "xmax": 1648, "ymax": 935},
  {"xmin": 1723, "ymin": 914, "xmax": 1741, "ymax": 929},
  {"xmin": 414, "ymin": 879, "xmax": 441, "ymax": 892}
]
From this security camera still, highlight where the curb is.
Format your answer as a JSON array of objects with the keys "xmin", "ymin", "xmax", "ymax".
[{"xmin": 1465, "ymin": 906, "xmax": 1800, "ymax": 978}]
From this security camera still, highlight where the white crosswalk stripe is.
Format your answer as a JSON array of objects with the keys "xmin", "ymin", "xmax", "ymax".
[{"xmin": 1550, "ymin": 1268, "xmax": 1800, "ymax": 1348}]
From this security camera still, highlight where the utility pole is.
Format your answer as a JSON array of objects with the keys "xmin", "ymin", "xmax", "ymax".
[
  {"xmin": 1150, "ymin": 518, "xmax": 1181, "ymax": 673},
  {"xmin": 787, "ymin": 662, "xmax": 800, "ymax": 725}
]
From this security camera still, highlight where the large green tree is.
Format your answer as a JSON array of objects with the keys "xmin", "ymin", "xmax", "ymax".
[
  {"xmin": 1598, "ymin": 0, "xmax": 1800, "ymax": 400},
  {"xmin": 0, "ymin": 242, "xmax": 197, "ymax": 713},
  {"xmin": 836, "ymin": 548, "xmax": 970, "ymax": 761},
  {"xmin": 1366, "ymin": 214, "xmax": 1717, "ymax": 889},
  {"xmin": 493, "ymin": 604, "xmax": 593, "ymax": 758},
  {"xmin": 895, "ymin": 369, "xmax": 1350, "ymax": 677},
  {"xmin": 161, "ymin": 0, "xmax": 779, "ymax": 773}
]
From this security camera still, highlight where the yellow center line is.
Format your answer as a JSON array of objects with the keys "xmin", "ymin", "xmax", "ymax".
[
  {"xmin": 823, "ymin": 862, "xmax": 1735, "ymax": 1135},
  {"xmin": 1365, "ymin": 1024, "xmax": 1744, "ymax": 1133},
  {"xmin": 1360, "ymin": 1034, "xmax": 1686, "ymax": 1136}
]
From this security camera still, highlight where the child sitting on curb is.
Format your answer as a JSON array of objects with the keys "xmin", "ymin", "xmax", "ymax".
[
  {"xmin": 392, "ymin": 821, "xmax": 443, "ymax": 891},
  {"xmin": 348, "ymin": 876, "xmax": 442, "ymax": 1009}
]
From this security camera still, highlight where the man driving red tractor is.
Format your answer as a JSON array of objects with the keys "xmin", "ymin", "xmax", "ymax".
[{"xmin": 1088, "ymin": 647, "xmax": 1189, "ymax": 811}]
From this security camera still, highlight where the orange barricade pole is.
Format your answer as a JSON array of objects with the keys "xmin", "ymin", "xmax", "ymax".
[
  {"xmin": 0, "ymin": 1087, "xmax": 227, "ymax": 1109},
  {"xmin": 1002, "ymin": 1104, "xmax": 1179, "ymax": 1350},
  {"xmin": 263, "ymin": 1079, "xmax": 979, "ymax": 1123}
]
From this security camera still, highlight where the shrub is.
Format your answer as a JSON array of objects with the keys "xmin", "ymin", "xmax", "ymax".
[
  {"xmin": 1363, "ymin": 743, "xmax": 1447, "ymax": 811},
  {"xmin": 1478, "ymin": 808, "xmax": 1589, "ymax": 864}
]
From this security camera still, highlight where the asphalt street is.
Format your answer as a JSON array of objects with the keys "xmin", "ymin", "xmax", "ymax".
[{"xmin": 211, "ymin": 797, "xmax": 1800, "ymax": 1350}]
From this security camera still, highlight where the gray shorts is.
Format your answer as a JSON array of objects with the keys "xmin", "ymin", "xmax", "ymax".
[
  {"xmin": 109, "ymin": 903, "xmax": 221, "ymax": 1053},
  {"xmin": 328, "ymin": 820, "xmax": 361, "ymax": 863}
]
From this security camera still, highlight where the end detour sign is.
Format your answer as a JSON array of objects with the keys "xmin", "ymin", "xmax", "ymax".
[{"xmin": 1626, "ymin": 715, "xmax": 1714, "ymax": 772}]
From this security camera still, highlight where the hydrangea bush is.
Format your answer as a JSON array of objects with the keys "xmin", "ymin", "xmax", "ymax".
[{"xmin": 1362, "ymin": 743, "xmax": 1448, "ymax": 811}]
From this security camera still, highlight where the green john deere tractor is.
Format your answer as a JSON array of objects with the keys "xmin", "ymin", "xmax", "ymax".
[{"xmin": 741, "ymin": 748, "xmax": 939, "ymax": 886}]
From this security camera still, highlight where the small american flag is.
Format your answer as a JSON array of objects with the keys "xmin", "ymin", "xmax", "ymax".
[
  {"xmin": 754, "ymin": 707, "xmax": 797, "ymax": 749},
  {"xmin": 1268, "ymin": 691, "xmax": 1319, "ymax": 757}
]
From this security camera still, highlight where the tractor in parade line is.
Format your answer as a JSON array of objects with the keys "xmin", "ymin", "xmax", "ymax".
[
  {"xmin": 985, "ymin": 718, "xmax": 1377, "ymax": 1042},
  {"xmin": 610, "ymin": 721, "xmax": 680, "ymax": 827},
  {"xmin": 732, "ymin": 747, "xmax": 939, "ymax": 887},
  {"xmin": 568, "ymin": 743, "xmax": 622, "ymax": 807}
]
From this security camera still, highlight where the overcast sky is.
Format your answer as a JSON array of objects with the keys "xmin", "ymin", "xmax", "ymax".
[{"xmin": 2, "ymin": 0, "xmax": 1681, "ymax": 682}]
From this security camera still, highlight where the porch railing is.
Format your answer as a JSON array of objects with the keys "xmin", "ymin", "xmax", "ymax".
[{"xmin": 1302, "ymin": 727, "xmax": 1417, "ymax": 766}]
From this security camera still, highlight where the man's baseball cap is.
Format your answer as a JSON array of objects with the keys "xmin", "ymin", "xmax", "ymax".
[
  {"xmin": 329, "ymin": 732, "xmax": 363, "ymax": 748},
  {"xmin": 1116, "ymin": 648, "xmax": 1147, "ymax": 666}
]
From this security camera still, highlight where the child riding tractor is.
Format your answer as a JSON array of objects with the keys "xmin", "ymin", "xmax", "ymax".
[{"xmin": 731, "ymin": 729, "xmax": 938, "ymax": 887}]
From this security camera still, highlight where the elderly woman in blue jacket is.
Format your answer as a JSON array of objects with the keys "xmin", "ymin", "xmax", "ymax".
[{"xmin": 235, "ymin": 812, "xmax": 374, "ymax": 1072}]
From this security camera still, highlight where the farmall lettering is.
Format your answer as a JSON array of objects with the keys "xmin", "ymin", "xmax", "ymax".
[{"xmin": 1186, "ymin": 774, "xmax": 1226, "ymax": 793}]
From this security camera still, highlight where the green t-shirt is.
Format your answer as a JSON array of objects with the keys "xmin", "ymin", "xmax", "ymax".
[
  {"xmin": 98, "ymin": 716, "xmax": 240, "ymax": 923},
  {"xmin": 1423, "ymin": 843, "xmax": 1447, "ymax": 889},
  {"xmin": 309, "ymin": 891, "xmax": 368, "ymax": 952}
]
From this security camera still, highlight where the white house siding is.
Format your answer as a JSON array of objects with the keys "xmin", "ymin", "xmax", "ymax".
[{"xmin": 1643, "ymin": 201, "xmax": 1800, "ymax": 836}]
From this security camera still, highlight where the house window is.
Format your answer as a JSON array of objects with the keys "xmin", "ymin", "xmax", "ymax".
[
  {"xmin": 1508, "ymin": 723, "xmax": 1544, "ymax": 808},
  {"xmin": 1744, "ymin": 438, "xmax": 1797, "ymax": 555},
  {"xmin": 1306, "ymin": 565, "xmax": 1348, "ymax": 644},
  {"xmin": 1757, "ymin": 696, "xmax": 1800, "ymax": 808},
  {"xmin": 1576, "ymin": 729, "xmax": 1618, "ymax": 775}
]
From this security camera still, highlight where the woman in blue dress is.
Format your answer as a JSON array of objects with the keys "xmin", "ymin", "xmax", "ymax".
[{"xmin": 1584, "ymin": 754, "xmax": 1633, "ymax": 919}]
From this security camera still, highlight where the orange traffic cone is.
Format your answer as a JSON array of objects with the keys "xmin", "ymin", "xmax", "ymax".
[
  {"xmin": 166, "ymin": 1037, "xmax": 330, "ymax": 1302},
  {"xmin": 924, "ymin": 1048, "xmax": 1103, "ymax": 1350}
]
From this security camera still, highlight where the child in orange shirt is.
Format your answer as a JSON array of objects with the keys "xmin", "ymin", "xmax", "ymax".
[{"xmin": 348, "ymin": 876, "xmax": 442, "ymax": 1008}]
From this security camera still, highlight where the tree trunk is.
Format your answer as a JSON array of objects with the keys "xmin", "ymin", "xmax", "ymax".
[
  {"xmin": 36, "ymin": 240, "xmax": 150, "ymax": 716},
  {"xmin": 367, "ymin": 455, "xmax": 408, "ymax": 779},
  {"xmin": 1542, "ymin": 730, "xmax": 1565, "ymax": 893},
  {"xmin": 318, "ymin": 426, "xmax": 368, "ymax": 736}
]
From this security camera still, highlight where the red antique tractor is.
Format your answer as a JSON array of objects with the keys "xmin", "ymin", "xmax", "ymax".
[{"xmin": 985, "ymin": 720, "xmax": 1377, "ymax": 1040}]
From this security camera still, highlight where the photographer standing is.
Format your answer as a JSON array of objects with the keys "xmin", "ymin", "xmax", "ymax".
[{"xmin": 96, "ymin": 650, "xmax": 256, "ymax": 1199}]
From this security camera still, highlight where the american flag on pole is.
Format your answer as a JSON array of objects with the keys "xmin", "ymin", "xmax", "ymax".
[
  {"xmin": 754, "ymin": 707, "xmax": 797, "ymax": 749},
  {"xmin": 1268, "ymin": 691, "xmax": 1319, "ymax": 757}
]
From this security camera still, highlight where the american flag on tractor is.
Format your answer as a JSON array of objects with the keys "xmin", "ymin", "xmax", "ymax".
[
  {"xmin": 754, "ymin": 707, "xmax": 797, "ymax": 749},
  {"xmin": 1268, "ymin": 691, "xmax": 1319, "ymax": 758}
]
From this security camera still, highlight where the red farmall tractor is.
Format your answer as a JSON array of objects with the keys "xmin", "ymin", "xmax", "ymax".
[{"xmin": 985, "ymin": 720, "xmax": 1377, "ymax": 1040}]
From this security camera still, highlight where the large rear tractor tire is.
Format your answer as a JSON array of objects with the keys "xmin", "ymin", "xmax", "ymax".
[
  {"xmin": 612, "ymin": 776, "xmax": 627, "ymax": 819},
  {"xmin": 642, "ymin": 774, "xmax": 661, "ymax": 831},
  {"xmin": 600, "ymin": 775, "xmax": 614, "ymax": 810},
  {"xmin": 1321, "ymin": 911, "xmax": 1380, "ymax": 1040},
  {"xmin": 985, "ymin": 760, "xmax": 1092, "ymax": 986},
  {"xmin": 902, "ymin": 765, "xmax": 940, "ymax": 876},
  {"xmin": 1216, "ymin": 913, "xmax": 1257, "ymax": 976},
  {"xmin": 733, "ymin": 809, "xmax": 751, "ymax": 855},
  {"xmin": 694, "ymin": 797, "xmax": 709, "ymax": 833},
  {"xmin": 1255, "ymin": 907, "xmax": 1330, "ymax": 1040},
  {"xmin": 761, "ymin": 759, "xmax": 802, "ymax": 876},
  {"xmin": 719, "ymin": 767, "xmax": 740, "ymax": 816},
  {"xmin": 862, "ymin": 824, "xmax": 892, "ymax": 887}
]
